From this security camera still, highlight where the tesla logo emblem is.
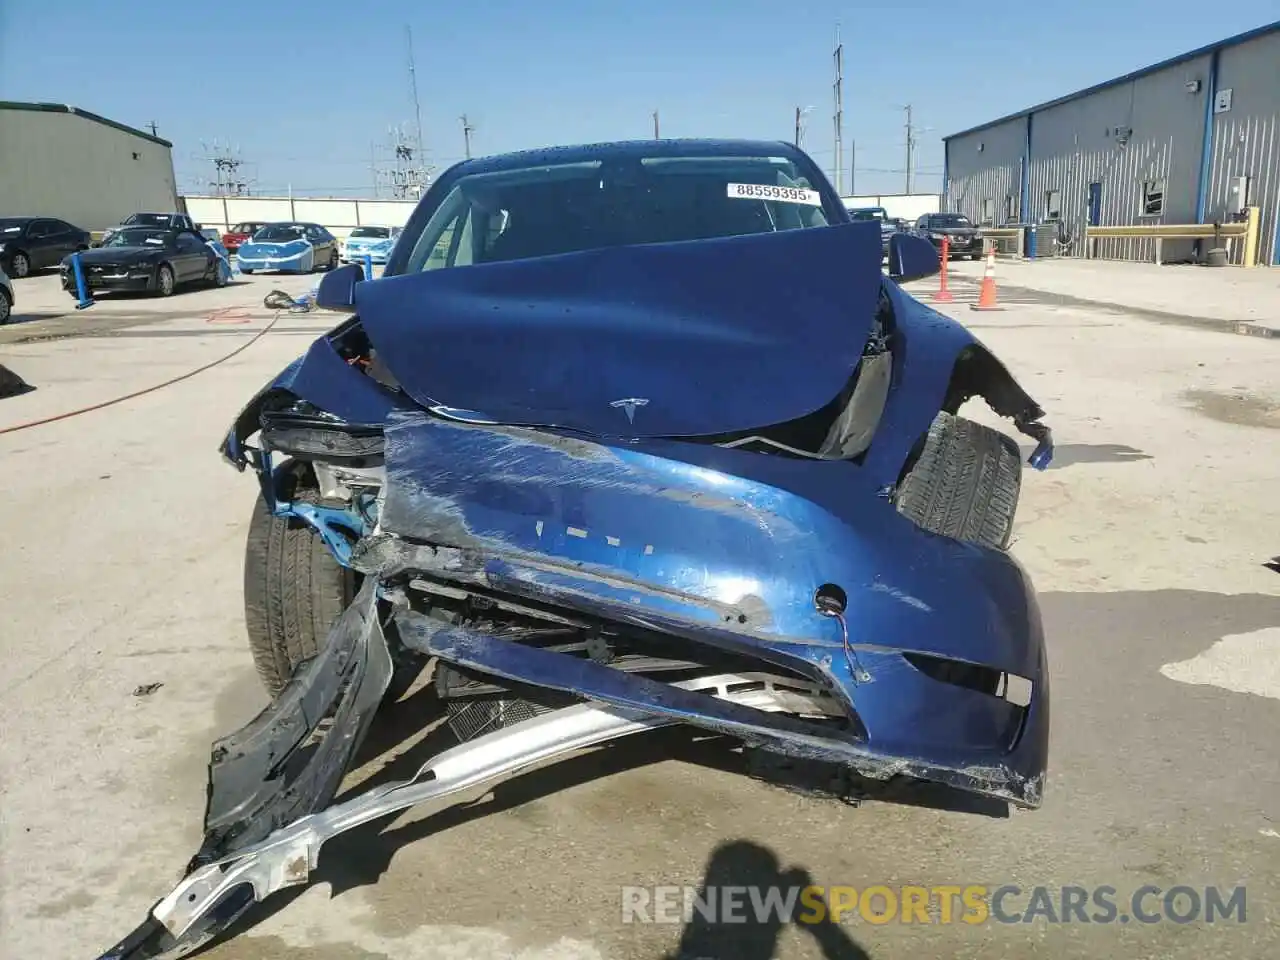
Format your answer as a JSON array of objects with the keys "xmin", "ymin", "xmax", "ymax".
[{"xmin": 609, "ymin": 398, "xmax": 649, "ymax": 423}]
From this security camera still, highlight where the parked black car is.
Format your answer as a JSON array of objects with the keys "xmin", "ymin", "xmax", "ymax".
[
  {"xmin": 60, "ymin": 226, "xmax": 224, "ymax": 298},
  {"xmin": 0, "ymin": 217, "xmax": 92, "ymax": 278},
  {"xmin": 913, "ymin": 213, "xmax": 984, "ymax": 259}
]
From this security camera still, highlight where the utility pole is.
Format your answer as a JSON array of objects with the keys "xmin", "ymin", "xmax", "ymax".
[
  {"xmin": 460, "ymin": 115, "xmax": 475, "ymax": 159},
  {"xmin": 795, "ymin": 106, "xmax": 802, "ymax": 146},
  {"xmin": 370, "ymin": 141, "xmax": 379, "ymax": 198},
  {"xmin": 832, "ymin": 25, "xmax": 844, "ymax": 195},
  {"xmin": 903, "ymin": 104, "xmax": 916, "ymax": 194},
  {"xmin": 652, "ymin": 109, "xmax": 660, "ymax": 139}
]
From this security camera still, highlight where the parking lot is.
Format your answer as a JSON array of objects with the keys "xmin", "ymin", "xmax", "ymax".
[{"xmin": 1, "ymin": 259, "xmax": 1278, "ymax": 960}]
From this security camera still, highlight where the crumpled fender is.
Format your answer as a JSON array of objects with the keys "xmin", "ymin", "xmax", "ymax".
[
  {"xmin": 861, "ymin": 283, "xmax": 1052, "ymax": 488},
  {"xmin": 218, "ymin": 328, "xmax": 408, "ymax": 468}
]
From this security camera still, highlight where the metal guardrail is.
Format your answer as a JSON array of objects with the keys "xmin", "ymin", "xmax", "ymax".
[
  {"xmin": 1084, "ymin": 206, "xmax": 1261, "ymax": 267},
  {"xmin": 977, "ymin": 228, "xmax": 1024, "ymax": 258}
]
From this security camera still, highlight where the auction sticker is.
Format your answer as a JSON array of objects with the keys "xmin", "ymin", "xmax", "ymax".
[{"xmin": 726, "ymin": 182, "xmax": 822, "ymax": 205}]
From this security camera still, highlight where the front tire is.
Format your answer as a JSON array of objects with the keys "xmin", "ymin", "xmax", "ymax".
[
  {"xmin": 243, "ymin": 488, "xmax": 356, "ymax": 697},
  {"xmin": 896, "ymin": 412, "xmax": 1022, "ymax": 550},
  {"xmin": 8, "ymin": 251, "xmax": 30, "ymax": 278},
  {"xmin": 0, "ymin": 288, "xmax": 11, "ymax": 324},
  {"xmin": 154, "ymin": 264, "xmax": 175, "ymax": 297}
]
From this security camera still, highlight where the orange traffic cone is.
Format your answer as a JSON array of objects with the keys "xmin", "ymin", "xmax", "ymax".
[
  {"xmin": 932, "ymin": 235, "xmax": 955, "ymax": 303},
  {"xmin": 970, "ymin": 246, "xmax": 1003, "ymax": 311}
]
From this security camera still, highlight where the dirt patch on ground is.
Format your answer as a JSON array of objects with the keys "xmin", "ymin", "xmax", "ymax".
[{"xmin": 1182, "ymin": 388, "xmax": 1280, "ymax": 429}]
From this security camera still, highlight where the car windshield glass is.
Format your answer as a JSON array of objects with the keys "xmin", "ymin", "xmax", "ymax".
[
  {"xmin": 932, "ymin": 214, "xmax": 972, "ymax": 227},
  {"xmin": 350, "ymin": 227, "xmax": 390, "ymax": 239},
  {"xmin": 848, "ymin": 209, "xmax": 886, "ymax": 221},
  {"xmin": 125, "ymin": 214, "xmax": 171, "ymax": 227},
  {"xmin": 255, "ymin": 225, "xmax": 304, "ymax": 241},
  {"xmin": 232, "ymin": 223, "xmax": 261, "ymax": 234},
  {"xmin": 107, "ymin": 228, "xmax": 168, "ymax": 247},
  {"xmin": 403, "ymin": 153, "xmax": 831, "ymax": 271}
]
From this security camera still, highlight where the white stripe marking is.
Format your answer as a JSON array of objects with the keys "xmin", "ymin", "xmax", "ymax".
[
  {"xmin": 567, "ymin": 527, "xmax": 588, "ymax": 539},
  {"xmin": 606, "ymin": 536, "xmax": 621, "ymax": 547}
]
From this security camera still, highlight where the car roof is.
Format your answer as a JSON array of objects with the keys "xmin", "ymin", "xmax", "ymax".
[{"xmin": 446, "ymin": 138, "xmax": 803, "ymax": 178}]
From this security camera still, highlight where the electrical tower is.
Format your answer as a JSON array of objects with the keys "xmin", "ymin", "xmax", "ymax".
[
  {"xmin": 832, "ymin": 25, "xmax": 844, "ymax": 195},
  {"xmin": 201, "ymin": 141, "xmax": 250, "ymax": 196},
  {"xmin": 372, "ymin": 126, "xmax": 430, "ymax": 199},
  {"xmin": 405, "ymin": 25, "xmax": 426, "ymax": 165}
]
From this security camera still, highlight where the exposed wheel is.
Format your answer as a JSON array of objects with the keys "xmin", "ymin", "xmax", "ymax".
[
  {"xmin": 328, "ymin": 250, "xmax": 339, "ymax": 270},
  {"xmin": 0, "ymin": 287, "xmax": 10, "ymax": 324},
  {"xmin": 155, "ymin": 264, "xmax": 175, "ymax": 297},
  {"xmin": 896, "ymin": 412, "xmax": 1022, "ymax": 550},
  {"xmin": 8, "ymin": 251, "xmax": 30, "ymax": 278},
  {"xmin": 243, "ymin": 486, "xmax": 357, "ymax": 697},
  {"xmin": 240, "ymin": 267, "xmax": 254, "ymax": 274}
]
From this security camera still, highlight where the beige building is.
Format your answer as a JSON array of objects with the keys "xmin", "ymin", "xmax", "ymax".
[{"xmin": 0, "ymin": 101, "xmax": 179, "ymax": 231}]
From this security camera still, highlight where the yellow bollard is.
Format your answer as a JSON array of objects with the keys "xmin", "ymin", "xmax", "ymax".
[{"xmin": 1242, "ymin": 205, "xmax": 1260, "ymax": 268}]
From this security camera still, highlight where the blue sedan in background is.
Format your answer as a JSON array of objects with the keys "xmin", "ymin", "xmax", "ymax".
[{"xmin": 237, "ymin": 222, "xmax": 340, "ymax": 274}]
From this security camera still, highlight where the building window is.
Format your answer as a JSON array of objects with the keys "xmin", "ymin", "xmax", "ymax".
[
  {"xmin": 981, "ymin": 197, "xmax": 995, "ymax": 225},
  {"xmin": 1045, "ymin": 189, "xmax": 1062, "ymax": 221},
  {"xmin": 1140, "ymin": 180, "xmax": 1165, "ymax": 217},
  {"xmin": 1005, "ymin": 194, "xmax": 1019, "ymax": 223}
]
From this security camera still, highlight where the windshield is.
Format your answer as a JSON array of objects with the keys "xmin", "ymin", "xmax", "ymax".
[
  {"xmin": 349, "ymin": 227, "xmax": 391, "ymax": 239},
  {"xmin": 403, "ymin": 153, "xmax": 831, "ymax": 272},
  {"xmin": 932, "ymin": 214, "xmax": 973, "ymax": 227},
  {"xmin": 0, "ymin": 219, "xmax": 27, "ymax": 234},
  {"xmin": 105, "ymin": 228, "xmax": 169, "ymax": 247},
  {"xmin": 124, "ymin": 213, "xmax": 172, "ymax": 227},
  {"xmin": 254, "ymin": 225, "xmax": 305, "ymax": 242},
  {"xmin": 231, "ymin": 222, "xmax": 263, "ymax": 234},
  {"xmin": 848, "ymin": 209, "xmax": 887, "ymax": 222}
]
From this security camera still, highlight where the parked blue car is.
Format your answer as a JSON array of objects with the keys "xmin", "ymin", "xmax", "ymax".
[
  {"xmin": 340, "ymin": 224, "xmax": 401, "ymax": 265},
  {"xmin": 100, "ymin": 138, "xmax": 1054, "ymax": 960},
  {"xmin": 236, "ymin": 221, "xmax": 339, "ymax": 273}
]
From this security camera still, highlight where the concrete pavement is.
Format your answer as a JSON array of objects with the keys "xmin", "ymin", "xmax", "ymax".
[
  {"xmin": 947, "ymin": 256, "xmax": 1280, "ymax": 337},
  {"xmin": 1, "ymin": 265, "xmax": 1278, "ymax": 959}
]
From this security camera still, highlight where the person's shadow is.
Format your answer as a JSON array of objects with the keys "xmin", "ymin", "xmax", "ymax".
[{"xmin": 664, "ymin": 840, "xmax": 872, "ymax": 960}]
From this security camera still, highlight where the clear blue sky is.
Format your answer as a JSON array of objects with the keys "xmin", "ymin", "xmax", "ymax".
[{"xmin": 1, "ymin": 2, "xmax": 1272, "ymax": 198}]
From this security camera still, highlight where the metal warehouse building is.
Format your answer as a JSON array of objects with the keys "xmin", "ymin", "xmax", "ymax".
[
  {"xmin": 0, "ymin": 102, "xmax": 179, "ymax": 232},
  {"xmin": 943, "ymin": 21, "xmax": 1280, "ymax": 266}
]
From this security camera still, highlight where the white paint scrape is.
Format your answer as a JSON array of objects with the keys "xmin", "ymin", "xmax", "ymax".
[{"xmin": 1159, "ymin": 627, "xmax": 1280, "ymax": 700}]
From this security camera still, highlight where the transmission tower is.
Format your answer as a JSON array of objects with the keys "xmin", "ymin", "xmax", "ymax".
[
  {"xmin": 374, "ymin": 126, "xmax": 430, "ymax": 199},
  {"xmin": 201, "ymin": 140, "xmax": 250, "ymax": 196},
  {"xmin": 832, "ymin": 25, "xmax": 844, "ymax": 195}
]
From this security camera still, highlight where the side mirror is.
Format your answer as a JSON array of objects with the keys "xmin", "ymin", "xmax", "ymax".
[
  {"xmin": 886, "ymin": 232, "xmax": 940, "ymax": 283},
  {"xmin": 314, "ymin": 262, "xmax": 365, "ymax": 312}
]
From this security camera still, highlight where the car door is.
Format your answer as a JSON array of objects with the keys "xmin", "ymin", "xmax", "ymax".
[
  {"xmin": 172, "ymin": 232, "xmax": 209, "ymax": 282},
  {"xmin": 48, "ymin": 220, "xmax": 82, "ymax": 260},
  {"xmin": 26, "ymin": 219, "xmax": 59, "ymax": 268}
]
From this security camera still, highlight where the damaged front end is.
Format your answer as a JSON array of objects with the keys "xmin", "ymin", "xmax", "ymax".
[{"xmin": 102, "ymin": 223, "xmax": 1052, "ymax": 959}]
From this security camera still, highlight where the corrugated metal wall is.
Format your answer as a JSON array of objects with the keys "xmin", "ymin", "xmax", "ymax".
[
  {"xmin": 945, "ymin": 118, "xmax": 1024, "ymax": 224},
  {"xmin": 1206, "ymin": 30, "xmax": 1280, "ymax": 265},
  {"xmin": 943, "ymin": 26, "xmax": 1279, "ymax": 266},
  {"xmin": 1028, "ymin": 54, "xmax": 1209, "ymax": 263}
]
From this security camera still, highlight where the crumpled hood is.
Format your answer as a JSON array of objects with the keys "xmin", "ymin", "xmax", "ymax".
[{"xmin": 354, "ymin": 221, "xmax": 884, "ymax": 438}]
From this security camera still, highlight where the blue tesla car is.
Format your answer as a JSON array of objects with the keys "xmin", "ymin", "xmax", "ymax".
[{"xmin": 100, "ymin": 138, "xmax": 1054, "ymax": 960}]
